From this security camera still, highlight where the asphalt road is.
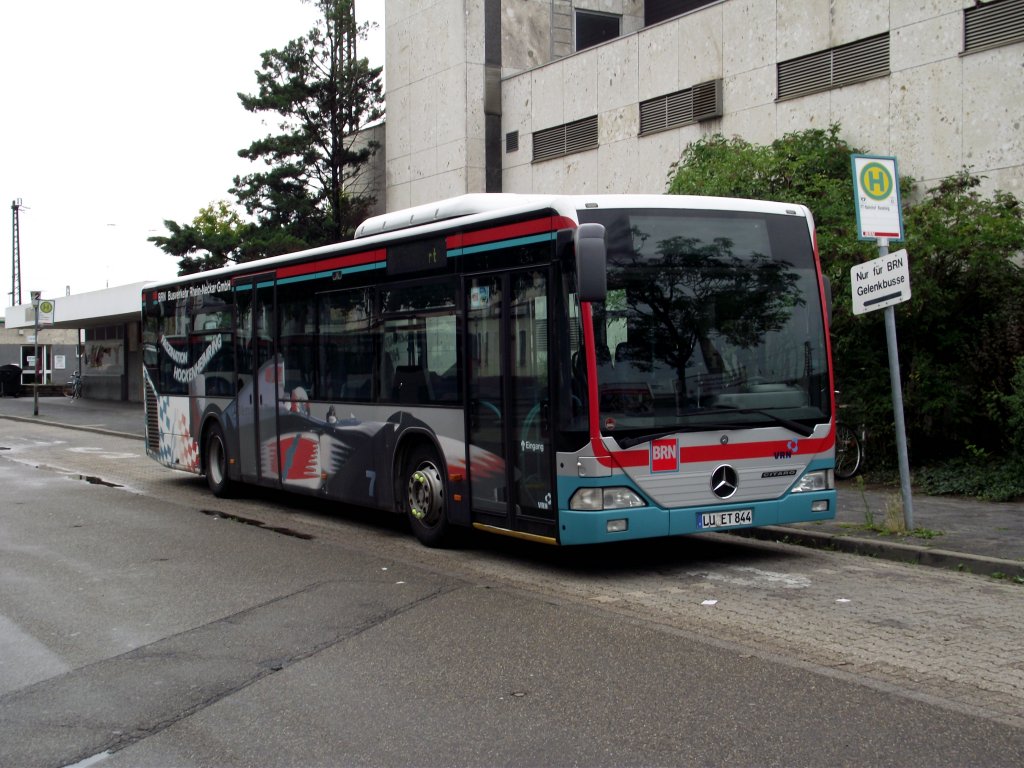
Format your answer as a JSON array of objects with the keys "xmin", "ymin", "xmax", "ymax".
[{"xmin": 1, "ymin": 422, "xmax": 1022, "ymax": 767}]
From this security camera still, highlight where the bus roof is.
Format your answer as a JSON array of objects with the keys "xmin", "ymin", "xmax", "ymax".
[
  {"xmin": 144, "ymin": 193, "xmax": 812, "ymax": 291},
  {"xmin": 356, "ymin": 193, "xmax": 811, "ymax": 239}
]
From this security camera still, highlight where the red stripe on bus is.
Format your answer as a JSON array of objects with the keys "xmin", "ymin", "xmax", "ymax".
[
  {"xmin": 277, "ymin": 248, "xmax": 386, "ymax": 279},
  {"xmin": 680, "ymin": 428, "xmax": 835, "ymax": 463},
  {"xmin": 590, "ymin": 426, "xmax": 835, "ymax": 471},
  {"xmin": 447, "ymin": 215, "xmax": 576, "ymax": 250}
]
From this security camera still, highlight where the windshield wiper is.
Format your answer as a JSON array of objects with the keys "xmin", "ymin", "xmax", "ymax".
[
  {"xmin": 700, "ymin": 405, "xmax": 815, "ymax": 437},
  {"xmin": 618, "ymin": 430, "xmax": 680, "ymax": 449},
  {"xmin": 615, "ymin": 407, "xmax": 815, "ymax": 448}
]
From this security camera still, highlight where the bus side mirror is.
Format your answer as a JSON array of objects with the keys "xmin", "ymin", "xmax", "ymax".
[{"xmin": 575, "ymin": 223, "xmax": 607, "ymax": 303}]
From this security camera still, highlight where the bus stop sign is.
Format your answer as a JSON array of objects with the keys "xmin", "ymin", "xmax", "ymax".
[{"xmin": 851, "ymin": 155, "xmax": 904, "ymax": 241}]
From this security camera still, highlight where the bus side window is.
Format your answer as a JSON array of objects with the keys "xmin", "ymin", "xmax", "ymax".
[{"xmin": 393, "ymin": 365, "xmax": 431, "ymax": 403}]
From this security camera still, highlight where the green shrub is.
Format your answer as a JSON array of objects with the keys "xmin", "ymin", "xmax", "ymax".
[
  {"xmin": 668, "ymin": 129, "xmax": 1024, "ymax": 468},
  {"xmin": 915, "ymin": 456, "xmax": 1024, "ymax": 502}
]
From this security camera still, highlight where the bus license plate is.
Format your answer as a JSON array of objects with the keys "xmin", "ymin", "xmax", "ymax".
[{"xmin": 699, "ymin": 509, "xmax": 753, "ymax": 529}]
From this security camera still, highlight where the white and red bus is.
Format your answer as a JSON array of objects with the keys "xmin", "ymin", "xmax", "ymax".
[{"xmin": 142, "ymin": 194, "xmax": 836, "ymax": 546}]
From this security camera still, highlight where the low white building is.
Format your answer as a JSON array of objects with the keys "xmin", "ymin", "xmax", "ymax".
[{"xmin": 3, "ymin": 283, "xmax": 148, "ymax": 401}]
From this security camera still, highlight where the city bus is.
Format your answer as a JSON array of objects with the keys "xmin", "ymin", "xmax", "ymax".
[{"xmin": 142, "ymin": 193, "xmax": 836, "ymax": 546}]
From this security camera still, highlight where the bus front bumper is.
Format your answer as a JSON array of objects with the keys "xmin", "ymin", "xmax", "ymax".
[{"xmin": 558, "ymin": 491, "xmax": 835, "ymax": 546}]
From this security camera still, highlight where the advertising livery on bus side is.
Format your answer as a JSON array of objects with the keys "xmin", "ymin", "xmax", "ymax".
[{"xmin": 143, "ymin": 194, "xmax": 836, "ymax": 547}]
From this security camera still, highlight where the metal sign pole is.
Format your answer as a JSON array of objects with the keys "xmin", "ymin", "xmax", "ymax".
[
  {"xmin": 876, "ymin": 239, "xmax": 914, "ymax": 530},
  {"xmin": 30, "ymin": 291, "xmax": 40, "ymax": 417},
  {"xmin": 851, "ymin": 154, "xmax": 914, "ymax": 530}
]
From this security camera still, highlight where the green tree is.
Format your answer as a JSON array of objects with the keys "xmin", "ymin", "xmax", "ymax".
[
  {"xmin": 149, "ymin": 201, "xmax": 247, "ymax": 275},
  {"xmin": 667, "ymin": 126, "xmax": 1024, "ymax": 465},
  {"xmin": 151, "ymin": 0, "xmax": 383, "ymax": 270},
  {"xmin": 666, "ymin": 126, "xmax": 879, "ymax": 405},
  {"xmin": 899, "ymin": 171, "xmax": 1024, "ymax": 458},
  {"xmin": 233, "ymin": 0, "xmax": 383, "ymax": 254}
]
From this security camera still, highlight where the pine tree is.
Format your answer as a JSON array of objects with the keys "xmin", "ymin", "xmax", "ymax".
[{"xmin": 150, "ymin": 0, "xmax": 384, "ymax": 269}]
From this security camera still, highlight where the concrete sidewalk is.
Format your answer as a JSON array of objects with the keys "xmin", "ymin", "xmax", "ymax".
[
  {"xmin": 1, "ymin": 392, "xmax": 1021, "ymax": 579},
  {"xmin": 0, "ymin": 392, "xmax": 144, "ymax": 439}
]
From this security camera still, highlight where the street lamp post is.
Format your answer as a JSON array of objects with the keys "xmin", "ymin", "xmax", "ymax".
[{"xmin": 30, "ymin": 291, "xmax": 40, "ymax": 416}]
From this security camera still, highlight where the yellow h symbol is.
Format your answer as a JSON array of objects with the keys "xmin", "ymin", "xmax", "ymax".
[
  {"xmin": 861, "ymin": 162, "xmax": 892, "ymax": 200},
  {"xmin": 866, "ymin": 169, "xmax": 885, "ymax": 195}
]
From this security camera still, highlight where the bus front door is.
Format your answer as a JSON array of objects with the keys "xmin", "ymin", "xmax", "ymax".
[
  {"xmin": 234, "ymin": 274, "xmax": 277, "ymax": 485},
  {"xmin": 467, "ymin": 269, "xmax": 556, "ymax": 534}
]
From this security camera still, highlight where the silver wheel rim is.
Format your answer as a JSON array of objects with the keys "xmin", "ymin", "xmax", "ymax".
[{"xmin": 407, "ymin": 460, "xmax": 443, "ymax": 527}]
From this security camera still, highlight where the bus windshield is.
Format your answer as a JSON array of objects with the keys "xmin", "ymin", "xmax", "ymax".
[{"xmin": 578, "ymin": 207, "xmax": 831, "ymax": 437}]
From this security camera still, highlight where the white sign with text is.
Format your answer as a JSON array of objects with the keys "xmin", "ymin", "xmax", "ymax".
[{"xmin": 851, "ymin": 249, "xmax": 911, "ymax": 315}]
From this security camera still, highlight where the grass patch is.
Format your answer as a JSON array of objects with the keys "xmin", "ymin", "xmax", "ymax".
[{"xmin": 989, "ymin": 572, "xmax": 1024, "ymax": 585}]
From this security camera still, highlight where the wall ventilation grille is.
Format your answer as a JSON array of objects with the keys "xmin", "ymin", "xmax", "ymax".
[
  {"xmin": 532, "ymin": 116, "xmax": 599, "ymax": 162},
  {"xmin": 506, "ymin": 130, "xmax": 519, "ymax": 153},
  {"xmin": 965, "ymin": 0, "xmax": 1024, "ymax": 53},
  {"xmin": 639, "ymin": 79, "xmax": 723, "ymax": 135},
  {"xmin": 777, "ymin": 33, "xmax": 889, "ymax": 101}
]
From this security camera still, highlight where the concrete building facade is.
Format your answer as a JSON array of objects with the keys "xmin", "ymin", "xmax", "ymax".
[{"xmin": 382, "ymin": 0, "xmax": 1023, "ymax": 209}]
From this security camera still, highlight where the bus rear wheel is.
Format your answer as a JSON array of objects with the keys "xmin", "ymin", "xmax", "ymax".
[
  {"xmin": 205, "ymin": 423, "xmax": 235, "ymax": 498},
  {"xmin": 402, "ymin": 445, "xmax": 451, "ymax": 547}
]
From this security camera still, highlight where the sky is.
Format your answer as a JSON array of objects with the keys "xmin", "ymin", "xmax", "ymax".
[{"xmin": 0, "ymin": 0, "xmax": 384, "ymax": 309}]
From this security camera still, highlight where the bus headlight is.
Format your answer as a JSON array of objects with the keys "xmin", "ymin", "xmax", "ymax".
[
  {"xmin": 791, "ymin": 469, "xmax": 834, "ymax": 493},
  {"xmin": 570, "ymin": 487, "xmax": 646, "ymax": 510}
]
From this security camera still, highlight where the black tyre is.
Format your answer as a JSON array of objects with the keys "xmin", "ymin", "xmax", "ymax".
[
  {"xmin": 402, "ymin": 444, "xmax": 451, "ymax": 547},
  {"xmin": 205, "ymin": 423, "xmax": 236, "ymax": 497},
  {"xmin": 835, "ymin": 423, "xmax": 862, "ymax": 479}
]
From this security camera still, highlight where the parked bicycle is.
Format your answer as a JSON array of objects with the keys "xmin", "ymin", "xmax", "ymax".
[
  {"xmin": 834, "ymin": 390, "xmax": 862, "ymax": 479},
  {"xmin": 63, "ymin": 370, "xmax": 82, "ymax": 400}
]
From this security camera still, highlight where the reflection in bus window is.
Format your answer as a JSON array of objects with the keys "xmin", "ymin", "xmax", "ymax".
[
  {"xmin": 319, "ymin": 288, "xmax": 374, "ymax": 401},
  {"xmin": 279, "ymin": 286, "xmax": 317, "ymax": 399},
  {"xmin": 380, "ymin": 280, "xmax": 459, "ymax": 405}
]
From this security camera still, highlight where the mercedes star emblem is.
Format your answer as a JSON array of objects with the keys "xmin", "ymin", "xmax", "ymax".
[{"xmin": 711, "ymin": 464, "xmax": 739, "ymax": 499}]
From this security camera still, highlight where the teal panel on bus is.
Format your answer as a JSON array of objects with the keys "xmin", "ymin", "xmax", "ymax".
[
  {"xmin": 447, "ymin": 232, "xmax": 556, "ymax": 258},
  {"xmin": 276, "ymin": 261, "xmax": 385, "ymax": 286}
]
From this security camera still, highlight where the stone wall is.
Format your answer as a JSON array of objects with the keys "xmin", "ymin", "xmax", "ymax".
[
  {"xmin": 380, "ymin": 0, "xmax": 1022, "ymax": 206},
  {"xmin": 499, "ymin": 0, "xmax": 1023, "ymax": 198}
]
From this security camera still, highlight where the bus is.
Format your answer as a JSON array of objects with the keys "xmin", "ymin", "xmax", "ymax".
[{"xmin": 142, "ymin": 193, "xmax": 836, "ymax": 547}]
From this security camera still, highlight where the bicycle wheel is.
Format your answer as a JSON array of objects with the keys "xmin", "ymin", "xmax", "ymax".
[{"xmin": 834, "ymin": 423, "xmax": 862, "ymax": 479}]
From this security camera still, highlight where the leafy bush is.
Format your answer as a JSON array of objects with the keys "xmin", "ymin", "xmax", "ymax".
[
  {"xmin": 668, "ymin": 127, "xmax": 1024, "ymax": 468},
  {"xmin": 988, "ymin": 357, "xmax": 1024, "ymax": 456},
  {"xmin": 898, "ymin": 172, "xmax": 1024, "ymax": 460},
  {"xmin": 915, "ymin": 456, "xmax": 1024, "ymax": 502}
]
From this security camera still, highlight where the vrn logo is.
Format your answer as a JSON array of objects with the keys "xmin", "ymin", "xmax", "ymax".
[{"xmin": 775, "ymin": 440, "xmax": 800, "ymax": 460}]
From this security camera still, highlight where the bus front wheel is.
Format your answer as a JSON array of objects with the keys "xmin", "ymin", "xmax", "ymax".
[
  {"xmin": 205, "ymin": 423, "xmax": 235, "ymax": 498},
  {"xmin": 402, "ymin": 445, "xmax": 450, "ymax": 547}
]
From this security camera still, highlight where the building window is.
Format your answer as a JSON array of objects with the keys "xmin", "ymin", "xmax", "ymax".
[
  {"xmin": 576, "ymin": 10, "xmax": 620, "ymax": 51},
  {"xmin": 532, "ymin": 116, "xmax": 599, "ymax": 163},
  {"xmin": 639, "ymin": 79, "xmax": 723, "ymax": 135},
  {"xmin": 645, "ymin": 0, "xmax": 718, "ymax": 26},
  {"xmin": 777, "ymin": 33, "xmax": 889, "ymax": 101},
  {"xmin": 964, "ymin": 0, "xmax": 1024, "ymax": 54}
]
